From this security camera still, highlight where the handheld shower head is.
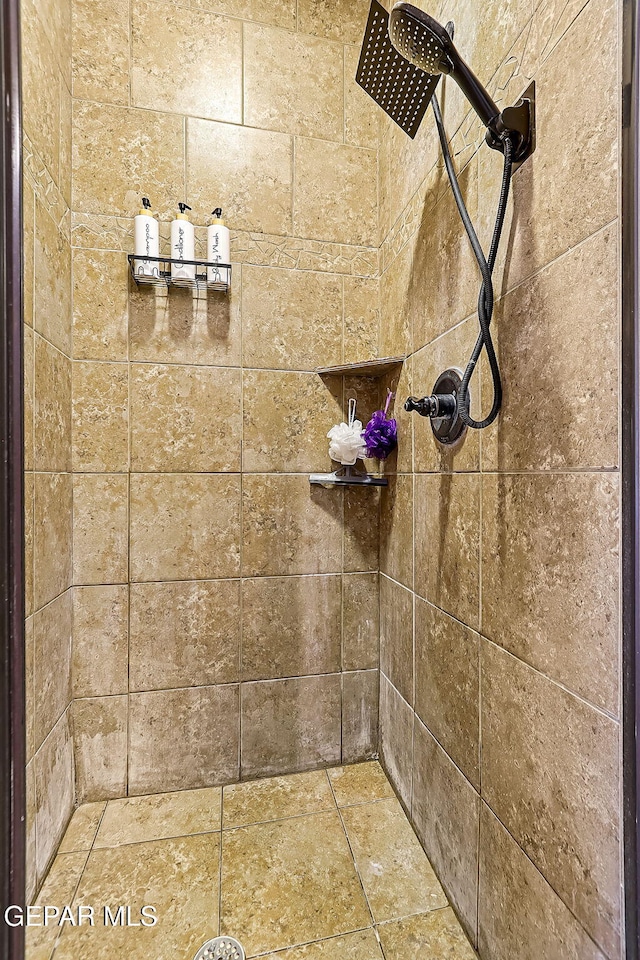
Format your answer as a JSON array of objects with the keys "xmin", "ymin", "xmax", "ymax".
[
  {"xmin": 389, "ymin": 3, "xmax": 454, "ymax": 76},
  {"xmin": 389, "ymin": 2, "xmax": 501, "ymax": 132}
]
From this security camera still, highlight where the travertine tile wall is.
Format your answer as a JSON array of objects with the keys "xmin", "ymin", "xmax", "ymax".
[
  {"xmin": 69, "ymin": 0, "xmax": 381, "ymax": 801},
  {"xmin": 376, "ymin": 0, "xmax": 623, "ymax": 957},
  {"xmin": 22, "ymin": 0, "xmax": 74, "ymax": 900}
]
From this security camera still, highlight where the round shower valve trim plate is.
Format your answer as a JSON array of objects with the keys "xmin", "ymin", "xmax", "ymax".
[
  {"xmin": 193, "ymin": 937, "xmax": 245, "ymax": 960},
  {"xmin": 404, "ymin": 367, "xmax": 467, "ymax": 446}
]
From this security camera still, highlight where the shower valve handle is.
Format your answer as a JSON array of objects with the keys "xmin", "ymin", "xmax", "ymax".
[{"xmin": 404, "ymin": 394, "xmax": 457, "ymax": 420}]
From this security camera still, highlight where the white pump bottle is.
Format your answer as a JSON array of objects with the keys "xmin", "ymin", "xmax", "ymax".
[
  {"xmin": 170, "ymin": 202, "xmax": 195, "ymax": 281},
  {"xmin": 207, "ymin": 208, "xmax": 231, "ymax": 289},
  {"xmin": 133, "ymin": 197, "xmax": 159, "ymax": 278}
]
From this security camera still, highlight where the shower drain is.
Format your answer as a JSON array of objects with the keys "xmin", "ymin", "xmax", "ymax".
[{"xmin": 193, "ymin": 937, "xmax": 245, "ymax": 960}]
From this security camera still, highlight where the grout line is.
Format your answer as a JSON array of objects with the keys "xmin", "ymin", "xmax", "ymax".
[
  {"xmin": 218, "ymin": 786, "xmax": 224, "ymax": 936},
  {"xmin": 327, "ymin": 776, "xmax": 378, "ymax": 930}
]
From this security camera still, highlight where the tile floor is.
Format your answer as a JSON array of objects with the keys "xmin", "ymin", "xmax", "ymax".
[{"xmin": 28, "ymin": 761, "xmax": 477, "ymax": 960}]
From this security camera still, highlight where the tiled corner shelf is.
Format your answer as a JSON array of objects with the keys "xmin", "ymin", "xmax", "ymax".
[
  {"xmin": 316, "ymin": 356, "xmax": 406, "ymax": 377},
  {"xmin": 127, "ymin": 254, "xmax": 232, "ymax": 293},
  {"xmin": 310, "ymin": 359, "xmax": 405, "ymax": 488}
]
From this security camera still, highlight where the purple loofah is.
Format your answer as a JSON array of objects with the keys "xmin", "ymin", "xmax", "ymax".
[{"xmin": 364, "ymin": 391, "xmax": 398, "ymax": 460}]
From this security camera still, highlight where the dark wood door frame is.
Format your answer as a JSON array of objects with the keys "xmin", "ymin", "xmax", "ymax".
[{"xmin": 0, "ymin": 0, "xmax": 25, "ymax": 956}]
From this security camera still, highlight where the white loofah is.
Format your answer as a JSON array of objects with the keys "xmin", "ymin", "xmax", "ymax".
[
  {"xmin": 327, "ymin": 398, "xmax": 367, "ymax": 465},
  {"xmin": 327, "ymin": 420, "xmax": 367, "ymax": 465}
]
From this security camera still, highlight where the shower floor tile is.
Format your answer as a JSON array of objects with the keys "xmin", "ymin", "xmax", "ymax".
[{"xmin": 32, "ymin": 761, "xmax": 477, "ymax": 960}]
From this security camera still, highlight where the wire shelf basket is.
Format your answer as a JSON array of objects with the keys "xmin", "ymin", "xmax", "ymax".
[{"xmin": 127, "ymin": 254, "xmax": 232, "ymax": 293}]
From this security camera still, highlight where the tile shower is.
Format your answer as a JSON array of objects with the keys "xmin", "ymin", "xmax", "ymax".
[{"xmin": 22, "ymin": 0, "xmax": 623, "ymax": 957}]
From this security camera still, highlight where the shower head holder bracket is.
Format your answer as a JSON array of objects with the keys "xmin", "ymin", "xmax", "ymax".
[
  {"xmin": 405, "ymin": 368, "xmax": 467, "ymax": 446},
  {"xmin": 485, "ymin": 81, "xmax": 536, "ymax": 170}
]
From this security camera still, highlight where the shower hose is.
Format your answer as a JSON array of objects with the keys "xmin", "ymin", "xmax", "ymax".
[{"xmin": 431, "ymin": 94, "xmax": 514, "ymax": 429}]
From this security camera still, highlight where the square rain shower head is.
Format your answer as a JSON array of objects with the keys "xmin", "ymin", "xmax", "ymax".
[{"xmin": 356, "ymin": 0, "xmax": 442, "ymax": 139}]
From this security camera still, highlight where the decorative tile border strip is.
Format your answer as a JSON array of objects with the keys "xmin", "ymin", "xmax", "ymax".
[
  {"xmin": 23, "ymin": 132, "xmax": 70, "ymax": 241},
  {"xmin": 71, "ymin": 214, "xmax": 380, "ymax": 278}
]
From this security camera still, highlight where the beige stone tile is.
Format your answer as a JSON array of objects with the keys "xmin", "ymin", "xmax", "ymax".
[
  {"xmin": 25, "ymin": 474, "xmax": 34, "ymax": 617},
  {"xmin": 481, "ymin": 640, "xmax": 621, "ymax": 957},
  {"xmin": 241, "ymin": 675, "xmax": 342, "ymax": 778},
  {"xmin": 130, "ymin": 473, "xmax": 240, "ymax": 581},
  {"xmin": 344, "ymin": 486, "xmax": 380, "ymax": 573},
  {"xmin": 342, "ymin": 797, "xmax": 447, "ymax": 922},
  {"xmin": 343, "ymin": 277, "xmax": 379, "ymax": 365},
  {"xmin": 412, "ymin": 320, "xmax": 481, "ymax": 473},
  {"xmin": 73, "ymin": 696, "xmax": 128, "ymax": 803},
  {"xmin": 58, "ymin": 802, "xmax": 106, "ymax": 854},
  {"xmin": 266, "ymin": 930, "xmax": 384, "ymax": 960},
  {"xmin": 34, "ymin": 334, "xmax": 71, "ymax": 472},
  {"xmin": 415, "ymin": 598, "xmax": 480, "ymax": 788},
  {"xmin": 343, "ymin": 573, "xmax": 379, "ymax": 671},
  {"xmin": 34, "ymin": 0, "xmax": 71, "ymax": 89},
  {"xmin": 482, "ymin": 227, "xmax": 619, "ymax": 472},
  {"xmin": 482, "ymin": 473, "xmax": 619, "ymax": 714},
  {"xmin": 23, "ymin": 176, "xmax": 35, "ymax": 329},
  {"xmin": 298, "ymin": 0, "xmax": 370, "ymax": 43},
  {"xmin": 130, "ymin": 267, "xmax": 242, "ymax": 366},
  {"xmin": 53, "ymin": 834, "xmax": 219, "ymax": 959},
  {"xmin": 483, "ymin": 0, "xmax": 618, "ymax": 290},
  {"xmin": 328, "ymin": 761, "xmax": 394, "ymax": 807},
  {"xmin": 73, "ymin": 249, "xmax": 129, "ymax": 361},
  {"xmin": 73, "ymin": 586, "xmax": 129, "ymax": 698},
  {"xmin": 72, "ymin": 100, "xmax": 185, "ymax": 219},
  {"xmin": 243, "ymin": 370, "xmax": 342, "ymax": 473},
  {"xmin": 413, "ymin": 164, "xmax": 479, "ymax": 352},
  {"xmin": 129, "ymin": 579, "xmax": 240, "ymax": 690},
  {"xmin": 26, "ymin": 760, "xmax": 37, "ymax": 903},
  {"xmin": 294, "ymin": 139, "xmax": 377, "ymax": 247},
  {"xmin": 241, "ymin": 575, "xmax": 341, "ymax": 681},
  {"xmin": 25, "ymin": 616, "xmax": 35, "ymax": 761},
  {"xmin": 72, "ymin": 361, "xmax": 129, "ymax": 472},
  {"xmin": 414, "ymin": 473, "xmax": 480, "ymax": 631},
  {"xmin": 244, "ymin": 24, "xmax": 343, "ymax": 141},
  {"xmin": 130, "ymin": 363, "xmax": 241, "ymax": 472},
  {"xmin": 378, "ymin": 907, "xmax": 478, "ymax": 959},
  {"xmin": 380, "ymin": 475, "xmax": 413, "ymax": 591},
  {"xmin": 188, "ymin": 119, "xmax": 293, "ymax": 234},
  {"xmin": 379, "ymin": 240, "xmax": 414, "ymax": 359},
  {"xmin": 379, "ymin": 674, "xmax": 413, "ymax": 810},
  {"xmin": 34, "ymin": 472, "xmax": 73, "ymax": 609},
  {"xmin": 34, "ymin": 200, "xmax": 71, "ymax": 355},
  {"xmin": 192, "ymin": 0, "xmax": 295, "ymax": 27},
  {"xmin": 221, "ymin": 811, "xmax": 370, "ymax": 954},
  {"xmin": 22, "ymin": 2, "xmax": 60, "ymax": 183},
  {"xmin": 33, "ymin": 590, "xmax": 72, "ymax": 750},
  {"xmin": 223, "ymin": 770, "xmax": 335, "ymax": 829},
  {"xmin": 380, "ymin": 575, "xmax": 413, "ymax": 705},
  {"xmin": 242, "ymin": 265, "xmax": 342, "ymax": 370},
  {"xmin": 26, "ymin": 851, "xmax": 87, "ymax": 960},
  {"xmin": 72, "ymin": 0, "xmax": 129, "ymax": 105},
  {"xmin": 131, "ymin": 1, "xmax": 242, "ymax": 122},
  {"xmin": 478, "ymin": 803, "xmax": 607, "ymax": 960},
  {"xmin": 242, "ymin": 475, "xmax": 343, "ymax": 577},
  {"xmin": 344, "ymin": 43, "xmax": 379, "ymax": 150},
  {"xmin": 412, "ymin": 718, "xmax": 480, "ymax": 942},
  {"xmin": 95, "ymin": 787, "xmax": 222, "ymax": 848},
  {"xmin": 34, "ymin": 712, "xmax": 75, "ymax": 881},
  {"xmin": 129, "ymin": 685, "xmax": 240, "ymax": 794},
  {"xmin": 59, "ymin": 80, "xmax": 72, "ymax": 208},
  {"xmin": 24, "ymin": 325, "xmax": 34, "ymax": 470},
  {"xmin": 342, "ymin": 670, "xmax": 379, "ymax": 764},
  {"xmin": 73, "ymin": 474, "xmax": 128, "ymax": 585}
]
